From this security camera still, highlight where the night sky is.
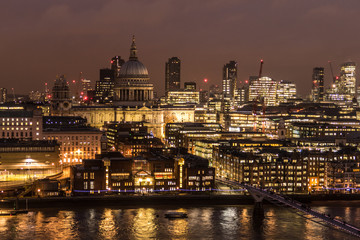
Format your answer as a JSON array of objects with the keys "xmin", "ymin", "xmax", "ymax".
[{"xmin": 1, "ymin": 0, "xmax": 360, "ymax": 97}]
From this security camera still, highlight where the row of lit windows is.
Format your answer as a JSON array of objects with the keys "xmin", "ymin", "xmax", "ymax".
[
  {"xmin": 84, "ymin": 172, "xmax": 95, "ymax": 180},
  {"xmin": 0, "ymin": 122, "xmax": 33, "ymax": 126},
  {"xmin": 47, "ymin": 136, "xmax": 99, "ymax": 141},
  {"xmin": 1, "ymin": 118, "xmax": 29, "ymax": 121},
  {"xmin": 2, "ymin": 127, "xmax": 30, "ymax": 131}
]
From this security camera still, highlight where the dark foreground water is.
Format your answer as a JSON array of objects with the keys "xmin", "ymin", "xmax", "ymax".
[{"xmin": 0, "ymin": 201, "xmax": 359, "ymax": 240}]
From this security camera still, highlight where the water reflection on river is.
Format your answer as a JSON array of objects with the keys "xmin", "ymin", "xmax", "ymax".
[{"xmin": 0, "ymin": 202, "xmax": 359, "ymax": 240}]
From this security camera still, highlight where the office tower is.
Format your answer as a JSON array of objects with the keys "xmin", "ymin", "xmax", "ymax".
[
  {"xmin": 0, "ymin": 88, "xmax": 7, "ymax": 103},
  {"xmin": 235, "ymin": 87, "xmax": 248, "ymax": 105},
  {"xmin": 165, "ymin": 57, "xmax": 181, "ymax": 92},
  {"xmin": 95, "ymin": 68, "xmax": 116, "ymax": 103},
  {"xmin": 222, "ymin": 61, "xmax": 237, "ymax": 99},
  {"xmin": 184, "ymin": 82, "xmax": 196, "ymax": 90},
  {"xmin": 249, "ymin": 76, "xmax": 277, "ymax": 106},
  {"xmin": 81, "ymin": 78, "xmax": 92, "ymax": 94},
  {"xmin": 327, "ymin": 62, "xmax": 356, "ymax": 104},
  {"xmin": 277, "ymin": 80, "xmax": 297, "ymax": 104},
  {"xmin": 111, "ymin": 56, "xmax": 125, "ymax": 78},
  {"xmin": 340, "ymin": 62, "xmax": 356, "ymax": 99},
  {"xmin": 311, "ymin": 67, "xmax": 324, "ymax": 102}
]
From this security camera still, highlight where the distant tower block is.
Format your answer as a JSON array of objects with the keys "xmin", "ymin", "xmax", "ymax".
[
  {"xmin": 223, "ymin": 61, "xmax": 237, "ymax": 100},
  {"xmin": 165, "ymin": 57, "xmax": 181, "ymax": 92},
  {"xmin": 312, "ymin": 67, "xmax": 324, "ymax": 102}
]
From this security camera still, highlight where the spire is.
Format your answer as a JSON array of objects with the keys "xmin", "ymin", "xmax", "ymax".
[{"xmin": 129, "ymin": 35, "xmax": 138, "ymax": 61}]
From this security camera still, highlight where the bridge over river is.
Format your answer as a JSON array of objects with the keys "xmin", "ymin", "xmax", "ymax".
[{"xmin": 217, "ymin": 178, "xmax": 360, "ymax": 238}]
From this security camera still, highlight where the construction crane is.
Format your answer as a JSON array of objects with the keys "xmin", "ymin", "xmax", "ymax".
[
  {"xmin": 253, "ymin": 59, "xmax": 265, "ymax": 132},
  {"xmin": 258, "ymin": 59, "xmax": 264, "ymax": 79}
]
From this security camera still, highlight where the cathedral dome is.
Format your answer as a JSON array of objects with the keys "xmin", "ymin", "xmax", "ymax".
[
  {"xmin": 118, "ymin": 36, "xmax": 149, "ymax": 81},
  {"xmin": 114, "ymin": 36, "xmax": 154, "ymax": 103},
  {"xmin": 119, "ymin": 60, "xmax": 148, "ymax": 78}
]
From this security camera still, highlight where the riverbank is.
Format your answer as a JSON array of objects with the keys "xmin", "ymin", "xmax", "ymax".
[{"xmin": 1, "ymin": 193, "xmax": 360, "ymax": 209}]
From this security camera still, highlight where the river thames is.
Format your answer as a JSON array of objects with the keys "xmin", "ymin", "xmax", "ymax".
[{"xmin": 0, "ymin": 201, "xmax": 359, "ymax": 240}]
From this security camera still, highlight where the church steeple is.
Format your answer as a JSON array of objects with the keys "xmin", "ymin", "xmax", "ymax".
[{"xmin": 129, "ymin": 35, "xmax": 138, "ymax": 61}]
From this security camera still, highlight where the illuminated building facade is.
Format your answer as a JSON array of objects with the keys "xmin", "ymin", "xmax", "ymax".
[
  {"xmin": 165, "ymin": 57, "xmax": 181, "ymax": 92},
  {"xmin": 276, "ymin": 80, "xmax": 297, "ymax": 105},
  {"xmin": 235, "ymin": 87, "xmax": 248, "ymax": 105},
  {"xmin": 71, "ymin": 151, "xmax": 215, "ymax": 194},
  {"xmin": 311, "ymin": 67, "xmax": 324, "ymax": 102},
  {"xmin": 289, "ymin": 122, "xmax": 360, "ymax": 139},
  {"xmin": 71, "ymin": 159, "xmax": 105, "ymax": 193},
  {"xmin": 326, "ymin": 62, "xmax": 356, "ymax": 105},
  {"xmin": 81, "ymin": 78, "xmax": 92, "ymax": 95},
  {"xmin": 95, "ymin": 68, "xmax": 116, "ymax": 103},
  {"xmin": 0, "ymin": 106, "xmax": 43, "ymax": 140},
  {"xmin": 165, "ymin": 122, "xmax": 222, "ymax": 148},
  {"xmin": 213, "ymin": 147, "xmax": 326, "ymax": 193},
  {"xmin": 326, "ymin": 155, "xmax": 360, "ymax": 193},
  {"xmin": 70, "ymin": 104, "xmax": 195, "ymax": 139},
  {"xmin": 113, "ymin": 36, "xmax": 154, "ymax": 103},
  {"xmin": 104, "ymin": 121, "xmax": 164, "ymax": 157},
  {"xmin": 43, "ymin": 118, "xmax": 102, "ymax": 165},
  {"xmin": 222, "ymin": 61, "xmax": 237, "ymax": 100},
  {"xmin": 341, "ymin": 62, "xmax": 356, "ymax": 100},
  {"xmin": 249, "ymin": 76, "xmax": 277, "ymax": 106},
  {"xmin": 180, "ymin": 154, "xmax": 215, "ymax": 191},
  {"xmin": 0, "ymin": 139, "xmax": 60, "ymax": 184},
  {"xmin": 194, "ymin": 109, "xmax": 217, "ymax": 123},
  {"xmin": 0, "ymin": 88, "xmax": 7, "ymax": 103},
  {"xmin": 166, "ymin": 90, "xmax": 199, "ymax": 105}
]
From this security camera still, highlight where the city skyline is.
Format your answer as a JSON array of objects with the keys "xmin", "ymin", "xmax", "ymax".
[{"xmin": 1, "ymin": 0, "xmax": 360, "ymax": 96}]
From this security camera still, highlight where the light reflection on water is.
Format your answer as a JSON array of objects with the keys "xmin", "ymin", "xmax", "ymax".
[{"xmin": 0, "ymin": 203, "xmax": 359, "ymax": 240}]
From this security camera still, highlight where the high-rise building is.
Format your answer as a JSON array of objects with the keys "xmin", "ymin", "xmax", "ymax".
[
  {"xmin": 311, "ymin": 67, "xmax": 324, "ymax": 102},
  {"xmin": 95, "ymin": 68, "xmax": 115, "ymax": 103},
  {"xmin": 111, "ymin": 56, "xmax": 125, "ymax": 79},
  {"xmin": 81, "ymin": 78, "xmax": 92, "ymax": 96},
  {"xmin": 340, "ymin": 62, "xmax": 356, "ymax": 98},
  {"xmin": 0, "ymin": 88, "xmax": 7, "ymax": 103},
  {"xmin": 235, "ymin": 87, "xmax": 248, "ymax": 105},
  {"xmin": 326, "ymin": 62, "xmax": 356, "ymax": 105},
  {"xmin": 276, "ymin": 80, "xmax": 297, "ymax": 105},
  {"xmin": 165, "ymin": 57, "xmax": 181, "ymax": 92},
  {"xmin": 249, "ymin": 76, "xmax": 277, "ymax": 106},
  {"xmin": 222, "ymin": 61, "xmax": 237, "ymax": 99}
]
